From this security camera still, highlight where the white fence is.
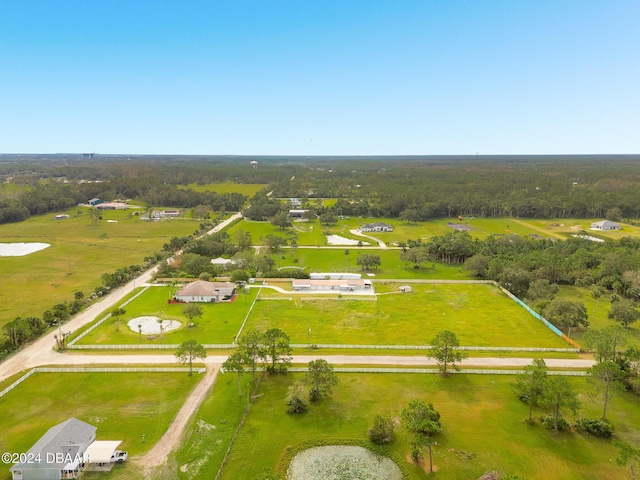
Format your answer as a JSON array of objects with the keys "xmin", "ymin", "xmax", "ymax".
[
  {"xmin": 0, "ymin": 366, "xmax": 201, "ymax": 399},
  {"xmin": 286, "ymin": 367, "xmax": 586, "ymax": 376}
]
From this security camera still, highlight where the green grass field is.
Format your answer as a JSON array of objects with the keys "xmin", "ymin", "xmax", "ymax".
[
  {"xmin": 0, "ymin": 208, "xmax": 201, "ymax": 329},
  {"xmin": 247, "ymin": 284, "xmax": 570, "ymax": 348},
  {"xmin": 0, "ymin": 371, "xmax": 201, "ymax": 480},
  {"xmin": 179, "ymin": 182, "xmax": 268, "ymax": 196},
  {"xmin": 72, "ymin": 283, "xmax": 569, "ymax": 349},
  {"xmin": 73, "ymin": 286, "xmax": 258, "ymax": 345},
  {"xmin": 216, "ymin": 373, "xmax": 637, "ymax": 480}
]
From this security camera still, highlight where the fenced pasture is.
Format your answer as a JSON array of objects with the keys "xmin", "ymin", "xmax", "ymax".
[
  {"xmin": 525, "ymin": 218, "xmax": 640, "ymax": 240},
  {"xmin": 246, "ymin": 284, "xmax": 569, "ymax": 349},
  {"xmin": 274, "ymin": 248, "xmax": 473, "ymax": 280},
  {"xmin": 0, "ymin": 370, "xmax": 200, "ymax": 476},
  {"xmin": 0, "ymin": 208, "xmax": 201, "ymax": 328},
  {"xmin": 216, "ymin": 373, "xmax": 635, "ymax": 480},
  {"xmin": 72, "ymin": 286, "xmax": 258, "ymax": 346}
]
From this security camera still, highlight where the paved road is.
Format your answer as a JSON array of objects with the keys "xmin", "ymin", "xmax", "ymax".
[{"xmin": 0, "ymin": 213, "xmax": 243, "ymax": 383}]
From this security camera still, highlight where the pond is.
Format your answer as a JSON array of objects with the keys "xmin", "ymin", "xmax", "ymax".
[
  {"xmin": 0, "ymin": 242, "xmax": 50, "ymax": 257},
  {"xmin": 287, "ymin": 445, "xmax": 402, "ymax": 480},
  {"xmin": 128, "ymin": 316, "xmax": 181, "ymax": 334}
]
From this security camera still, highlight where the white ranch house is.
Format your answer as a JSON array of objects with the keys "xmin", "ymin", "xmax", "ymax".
[
  {"xmin": 360, "ymin": 222, "xmax": 393, "ymax": 232},
  {"xmin": 173, "ymin": 280, "xmax": 236, "ymax": 303}
]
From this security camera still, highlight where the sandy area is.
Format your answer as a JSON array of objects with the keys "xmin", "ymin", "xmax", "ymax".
[{"xmin": 0, "ymin": 242, "xmax": 50, "ymax": 256}]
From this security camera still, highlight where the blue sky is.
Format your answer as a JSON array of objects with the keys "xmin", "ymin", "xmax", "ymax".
[{"xmin": 1, "ymin": 1, "xmax": 638, "ymax": 155}]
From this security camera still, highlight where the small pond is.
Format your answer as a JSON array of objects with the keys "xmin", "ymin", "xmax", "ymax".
[{"xmin": 287, "ymin": 445, "xmax": 402, "ymax": 480}]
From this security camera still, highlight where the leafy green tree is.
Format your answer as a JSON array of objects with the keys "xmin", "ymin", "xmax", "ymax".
[
  {"xmin": 368, "ymin": 414, "xmax": 395, "ymax": 445},
  {"xmin": 464, "ymin": 254, "xmax": 491, "ymax": 277},
  {"xmin": 613, "ymin": 439, "xmax": 640, "ymax": 480},
  {"xmin": 182, "ymin": 303, "xmax": 203, "ymax": 326},
  {"xmin": 399, "ymin": 207, "xmax": 422, "ymax": 224},
  {"xmin": 230, "ymin": 269, "xmax": 250, "ymax": 285},
  {"xmin": 541, "ymin": 376, "xmax": 580, "ymax": 432},
  {"xmin": 234, "ymin": 229, "xmax": 253, "ymax": 250},
  {"xmin": 263, "ymin": 327, "xmax": 292, "ymax": 373},
  {"xmin": 318, "ymin": 212, "xmax": 338, "ymax": 226},
  {"xmin": 175, "ymin": 339, "xmax": 207, "ymax": 376},
  {"xmin": 261, "ymin": 234, "xmax": 287, "ymax": 253},
  {"xmin": 542, "ymin": 298, "xmax": 588, "ymax": 337},
  {"xmin": 111, "ymin": 307, "xmax": 126, "ymax": 322},
  {"xmin": 400, "ymin": 247, "xmax": 429, "ymax": 269},
  {"xmin": 499, "ymin": 267, "xmax": 532, "ymax": 299},
  {"xmin": 511, "ymin": 358, "xmax": 548, "ymax": 422},
  {"xmin": 624, "ymin": 345, "xmax": 640, "ymax": 394},
  {"xmin": 428, "ymin": 330, "xmax": 467, "ymax": 375},
  {"xmin": 285, "ymin": 380, "xmax": 308, "ymax": 414},
  {"xmin": 401, "ymin": 400, "xmax": 441, "ymax": 472},
  {"xmin": 304, "ymin": 359, "xmax": 339, "ymax": 401},
  {"xmin": 609, "ymin": 299, "xmax": 640, "ymax": 329},
  {"xmin": 526, "ymin": 279, "xmax": 559, "ymax": 304},
  {"xmin": 590, "ymin": 286, "xmax": 605, "ymax": 312},
  {"xmin": 270, "ymin": 211, "xmax": 292, "ymax": 230},
  {"xmin": 583, "ymin": 325, "xmax": 628, "ymax": 362},
  {"xmin": 237, "ymin": 329, "xmax": 266, "ymax": 382},
  {"xmin": 356, "ymin": 253, "xmax": 381, "ymax": 271},
  {"xmin": 223, "ymin": 351, "xmax": 247, "ymax": 397},
  {"xmin": 587, "ymin": 361, "xmax": 625, "ymax": 422}
]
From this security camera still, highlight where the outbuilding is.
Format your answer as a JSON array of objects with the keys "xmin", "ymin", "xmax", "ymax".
[{"xmin": 590, "ymin": 220, "xmax": 621, "ymax": 230}]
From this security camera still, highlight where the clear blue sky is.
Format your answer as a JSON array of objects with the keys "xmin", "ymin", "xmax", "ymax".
[{"xmin": 1, "ymin": 1, "xmax": 638, "ymax": 155}]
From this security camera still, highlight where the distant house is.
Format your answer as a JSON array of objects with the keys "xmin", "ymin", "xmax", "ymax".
[
  {"xmin": 292, "ymin": 279, "xmax": 372, "ymax": 292},
  {"xmin": 87, "ymin": 198, "xmax": 102, "ymax": 206},
  {"xmin": 163, "ymin": 210, "xmax": 180, "ymax": 217},
  {"xmin": 95, "ymin": 202, "xmax": 128, "ymax": 210},
  {"xmin": 289, "ymin": 198, "xmax": 302, "ymax": 208},
  {"xmin": 54, "ymin": 214, "xmax": 70, "ymax": 220},
  {"xmin": 590, "ymin": 220, "xmax": 621, "ymax": 230},
  {"xmin": 174, "ymin": 280, "xmax": 236, "ymax": 303},
  {"xmin": 289, "ymin": 209, "xmax": 309, "ymax": 218},
  {"xmin": 360, "ymin": 222, "xmax": 393, "ymax": 232},
  {"xmin": 10, "ymin": 418, "xmax": 96, "ymax": 480},
  {"xmin": 210, "ymin": 257, "xmax": 234, "ymax": 267}
]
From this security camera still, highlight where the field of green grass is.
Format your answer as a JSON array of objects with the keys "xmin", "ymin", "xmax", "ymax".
[
  {"xmin": 246, "ymin": 284, "xmax": 570, "ymax": 348},
  {"xmin": 0, "ymin": 208, "xmax": 202, "ymax": 329},
  {"xmin": 72, "ymin": 283, "xmax": 569, "ymax": 349},
  {"xmin": 216, "ymin": 373, "xmax": 637, "ymax": 480},
  {"xmin": 274, "ymin": 247, "xmax": 473, "ymax": 280},
  {"xmin": 179, "ymin": 182, "xmax": 268, "ymax": 196},
  {"xmin": 0, "ymin": 371, "xmax": 201, "ymax": 480},
  {"xmin": 73, "ymin": 286, "xmax": 258, "ymax": 345}
]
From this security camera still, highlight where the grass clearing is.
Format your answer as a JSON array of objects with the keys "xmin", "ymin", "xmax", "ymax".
[
  {"xmin": 0, "ymin": 371, "xmax": 200, "ymax": 480},
  {"xmin": 216, "ymin": 373, "xmax": 635, "ymax": 480},
  {"xmin": 74, "ymin": 286, "xmax": 258, "ymax": 345},
  {"xmin": 179, "ymin": 182, "xmax": 268, "ymax": 196},
  {"xmin": 0, "ymin": 208, "xmax": 201, "ymax": 329}
]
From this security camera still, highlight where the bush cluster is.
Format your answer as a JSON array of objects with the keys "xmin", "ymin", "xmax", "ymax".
[{"xmin": 574, "ymin": 418, "xmax": 613, "ymax": 438}]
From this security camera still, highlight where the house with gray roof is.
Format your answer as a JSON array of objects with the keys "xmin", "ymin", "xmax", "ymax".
[
  {"xmin": 10, "ymin": 418, "xmax": 96, "ymax": 480},
  {"xmin": 590, "ymin": 220, "xmax": 621, "ymax": 230},
  {"xmin": 360, "ymin": 222, "xmax": 393, "ymax": 232},
  {"xmin": 173, "ymin": 280, "xmax": 236, "ymax": 303}
]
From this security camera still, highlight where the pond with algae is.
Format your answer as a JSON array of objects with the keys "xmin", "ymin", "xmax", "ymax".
[{"xmin": 286, "ymin": 445, "xmax": 402, "ymax": 480}]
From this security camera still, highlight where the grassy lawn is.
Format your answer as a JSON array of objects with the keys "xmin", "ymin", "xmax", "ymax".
[
  {"xmin": 217, "ymin": 373, "xmax": 636, "ymax": 480},
  {"xmin": 0, "ymin": 208, "xmax": 202, "ymax": 329},
  {"xmin": 525, "ymin": 218, "xmax": 640, "ymax": 240},
  {"xmin": 557, "ymin": 285, "xmax": 640, "ymax": 347},
  {"xmin": 274, "ymin": 248, "xmax": 473, "ymax": 280},
  {"xmin": 179, "ymin": 182, "xmax": 268, "ymax": 196},
  {"xmin": 73, "ymin": 286, "xmax": 258, "ymax": 345},
  {"xmin": 0, "ymin": 371, "xmax": 201, "ymax": 480},
  {"xmin": 247, "ymin": 284, "xmax": 569, "ymax": 348}
]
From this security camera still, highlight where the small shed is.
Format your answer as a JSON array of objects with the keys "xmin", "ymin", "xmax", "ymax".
[{"xmin": 399, "ymin": 285, "xmax": 413, "ymax": 293}]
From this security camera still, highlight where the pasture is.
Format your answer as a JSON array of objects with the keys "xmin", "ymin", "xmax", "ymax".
[
  {"xmin": 217, "ymin": 373, "xmax": 636, "ymax": 480},
  {"xmin": 73, "ymin": 286, "xmax": 258, "ymax": 346},
  {"xmin": 0, "ymin": 208, "xmax": 201, "ymax": 329},
  {"xmin": 0, "ymin": 370, "xmax": 200, "ymax": 480},
  {"xmin": 247, "ymin": 283, "xmax": 570, "ymax": 349},
  {"xmin": 77, "ymin": 283, "xmax": 571, "ymax": 351}
]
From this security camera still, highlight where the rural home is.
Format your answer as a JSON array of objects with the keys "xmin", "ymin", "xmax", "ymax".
[
  {"xmin": 292, "ymin": 279, "xmax": 373, "ymax": 292},
  {"xmin": 360, "ymin": 222, "xmax": 393, "ymax": 232},
  {"xmin": 210, "ymin": 257, "xmax": 235, "ymax": 267},
  {"xmin": 590, "ymin": 220, "xmax": 621, "ymax": 230},
  {"xmin": 174, "ymin": 280, "xmax": 236, "ymax": 303},
  {"xmin": 10, "ymin": 418, "xmax": 96, "ymax": 480},
  {"xmin": 87, "ymin": 198, "xmax": 102, "ymax": 206},
  {"xmin": 288, "ymin": 209, "xmax": 309, "ymax": 218},
  {"xmin": 95, "ymin": 202, "xmax": 128, "ymax": 210}
]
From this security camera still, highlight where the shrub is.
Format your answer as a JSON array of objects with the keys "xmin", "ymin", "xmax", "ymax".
[
  {"xmin": 574, "ymin": 417, "xmax": 613, "ymax": 438},
  {"xmin": 541, "ymin": 415, "xmax": 570, "ymax": 431},
  {"xmin": 286, "ymin": 382, "xmax": 308, "ymax": 414},
  {"xmin": 368, "ymin": 414, "xmax": 395, "ymax": 445}
]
